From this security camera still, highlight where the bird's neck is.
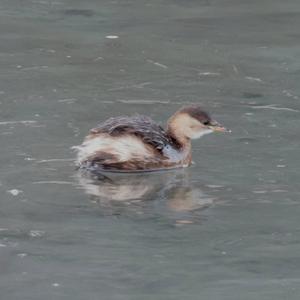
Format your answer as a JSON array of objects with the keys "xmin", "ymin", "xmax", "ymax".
[{"xmin": 166, "ymin": 119, "xmax": 191, "ymax": 150}]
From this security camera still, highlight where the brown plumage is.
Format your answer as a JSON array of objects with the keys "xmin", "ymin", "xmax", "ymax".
[
  {"xmin": 74, "ymin": 105, "xmax": 228, "ymax": 172},
  {"xmin": 89, "ymin": 115, "xmax": 181, "ymax": 152}
]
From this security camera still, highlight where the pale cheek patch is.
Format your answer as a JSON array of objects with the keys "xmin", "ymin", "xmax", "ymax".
[{"xmin": 190, "ymin": 129, "xmax": 213, "ymax": 139}]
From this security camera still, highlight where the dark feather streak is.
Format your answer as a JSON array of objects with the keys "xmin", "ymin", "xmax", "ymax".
[{"xmin": 90, "ymin": 115, "xmax": 180, "ymax": 152}]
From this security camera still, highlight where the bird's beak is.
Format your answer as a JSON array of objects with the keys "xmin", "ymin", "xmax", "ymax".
[{"xmin": 208, "ymin": 121, "xmax": 230, "ymax": 133}]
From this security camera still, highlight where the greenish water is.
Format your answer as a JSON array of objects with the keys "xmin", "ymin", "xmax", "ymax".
[{"xmin": 1, "ymin": 0, "xmax": 300, "ymax": 299}]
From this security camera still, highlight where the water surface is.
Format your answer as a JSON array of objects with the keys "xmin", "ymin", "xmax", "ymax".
[{"xmin": 1, "ymin": 0, "xmax": 300, "ymax": 299}]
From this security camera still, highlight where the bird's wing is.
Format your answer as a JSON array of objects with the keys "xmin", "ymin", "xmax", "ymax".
[{"xmin": 89, "ymin": 115, "xmax": 174, "ymax": 153}]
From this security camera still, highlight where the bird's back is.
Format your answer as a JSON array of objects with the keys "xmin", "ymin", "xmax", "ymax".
[{"xmin": 89, "ymin": 115, "xmax": 176, "ymax": 152}]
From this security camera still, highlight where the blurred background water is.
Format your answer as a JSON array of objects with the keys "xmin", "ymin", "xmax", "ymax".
[{"xmin": 1, "ymin": 0, "xmax": 300, "ymax": 299}]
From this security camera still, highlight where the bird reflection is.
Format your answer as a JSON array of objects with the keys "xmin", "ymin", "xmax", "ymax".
[{"xmin": 75, "ymin": 169, "xmax": 216, "ymax": 220}]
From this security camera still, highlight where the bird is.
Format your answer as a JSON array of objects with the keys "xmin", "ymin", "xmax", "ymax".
[{"xmin": 74, "ymin": 105, "xmax": 228, "ymax": 172}]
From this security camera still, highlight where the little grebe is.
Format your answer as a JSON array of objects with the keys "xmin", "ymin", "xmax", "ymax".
[{"xmin": 74, "ymin": 105, "xmax": 228, "ymax": 172}]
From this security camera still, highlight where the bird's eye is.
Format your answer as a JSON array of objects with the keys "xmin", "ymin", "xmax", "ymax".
[{"xmin": 203, "ymin": 121, "xmax": 210, "ymax": 125}]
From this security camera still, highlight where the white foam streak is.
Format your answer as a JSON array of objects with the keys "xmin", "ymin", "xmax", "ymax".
[{"xmin": 0, "ymin": 120, "xmax": 37, "ymax": 125}]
